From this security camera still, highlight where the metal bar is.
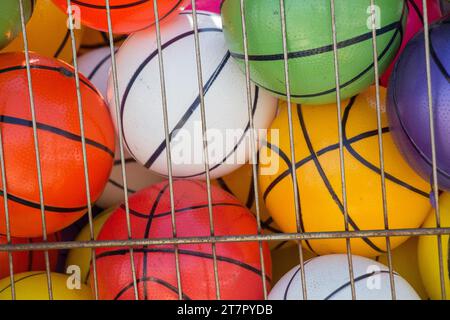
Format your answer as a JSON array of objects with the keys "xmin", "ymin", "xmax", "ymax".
[
  {"xmin": 329, "ymin": 0, "xmax": 356, "ymax": 300},
  {"xmin": 18, "ymin": 0, "xmax": 53, "ymax": 300},
  {"xmin": 151, "ymin": 0, "xmax": 183, "ymax": 300},
  {"xmin": 368, "ymin": 0, "xmax": 396, "ymax": 300},
  {"xmin": 238, "ymin": 0, "xmax": 268, "ymax": 299},
  {"xmin": 104, "ymin": 0, "xmax": 139, "ymax": 300},
  {"xmin": 278, "ymin": 0, "xmax": 309, "ymax": 300},
  {"xmin": 66, "ymin": 0, "xmax": 99, "ymax": 300},
  {"xmin": 188, "ymin": 1, "xmax": 221, "ymax": 300},
  {"xmin": 0, "ymin": 97, "xmax": 14, "ymax": 300},
  {"xmin": 2, "ymin": 227, "xmax": 448, "ymax": 252},
  {"xmin": 421, "ymin": 0, "xmax": 447, "ymax": 300}
]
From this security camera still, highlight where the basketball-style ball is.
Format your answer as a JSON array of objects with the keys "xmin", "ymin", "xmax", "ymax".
[
  {"xmin": 185, "ymin": 0, "xmax": 220, "ymax": 13},
  {"xmin": 221, "ymin": 0, "xmax": 405, "ymax": 105},
  {"xmin": 107, "ymin": 11, "xmax": 277, "ymax": 180},
  {"xmin": 0, "ymin": 233, "xmax": 59, "ymax": 279},
  {"xmin": 259, "ymin": 87, "xmax": 431, "ymax": 257},
  {"xmin": 95, "ymin": 180, "xmax": 271, "ymax": 300},
  {"xmin": 418, "ymin": 192, "xmax": 450, "ymax": 300},
  {"xmin": 78, "ymin": 28, "xmax": 126, "ymax": 55},
  {"xmin": 213, "ymin": 164, "xmax": 294, "ymax": 251},
  {"xmin": 2, "ymin": 0, "xmax": 83, "ymax": 63},
  {"xmin": 52, "ymin": 0, "xmax": 189, "ymax": 34},
  {"xmin": 0, "ymin": 52, "xmax": 115, "ymax": 237},
  {"xmin": 78, "ymin": 46, "xmax": 165, "ymax": 208},
  {"xmin": 0, "ymin": 0, "xmax": 34, "ymax": 49},
  {"xmin": 66, "ymin": 207, "xmax": 114, "ymax": 284},
  {"xmin": 380, "ymin": 0, "xmax": 442, "ymax": 87},
  {"xmin": 269, "ymin": 255, "xmax": 420, "ymax": 300},
  {"xmin": 387, "ymin": 17, "xmax": 450, "ymax": 191},
  {"xmin": 214, "ymin": 164, "xmax": 280, "ymax": 234},
  {"xmin": 271, "ymin": 245, "xmax": 316, "ymax": 284},
  {"xmin": 375, "ymin": 237, "xmax": 428, "ymax": 299},
  {"xmin": 0, "ymin": 272, "xmax": 93, "ymax": 300},
  {"xmin": 78, "ymin": 46, "xmax": 115, "ymax": 100},
  {"xmin": 96, "ymin": 145, "xmax": 165, "ymax": 209}
]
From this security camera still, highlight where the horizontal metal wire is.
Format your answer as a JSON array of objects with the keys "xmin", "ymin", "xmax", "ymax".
[{"xmin": 1, "ymin": 227, "xmax": 449, "ymax": 252}]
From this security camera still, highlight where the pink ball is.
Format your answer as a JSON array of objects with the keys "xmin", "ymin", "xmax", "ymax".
[
  {"xmin": 380, "ymin": 0, "xmax": 442, "ymax": 87},
  {"xmin": 184, "ymin": 0, "xmax": 221, "ymax": 14}
]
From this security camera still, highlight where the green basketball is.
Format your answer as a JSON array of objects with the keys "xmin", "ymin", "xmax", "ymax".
[
  {"xmin": 221, "ymin": 0, "xmax": 406, "ymax": 105},
  {"xmin": 0, "ymin": 0, "xmax": 34, "ymax": 50}
]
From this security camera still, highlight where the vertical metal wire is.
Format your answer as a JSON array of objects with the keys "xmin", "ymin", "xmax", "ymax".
[
  {"xmin": 18, "ymin": 0, "xmax": 53, "ymax": 300},
  {"xmin": 329, "ymin": 0, "xmax": 356, "ymax": 300},
  {"xmin": 0, "ymin": 117, "xmax": 15, "ymax": 300},
  {"xmin": 188, "ymin": 1, "xmax": 221, "ymax": 300},
  {"xmin": 151, "ymin": 0, "xmax": 184, "ymax": 300},
  {"xmin": 421, "ymin": 0, "xmax": 447, "ymax": 300},
  {"xmin": 237, "ymin": 0, "xmax": 268, "ymax": 299},
  {"xmin": 104, "ymin": 0, "xmax": 139, "ymax": 300},
  {"xmin": 65, "ymin": 0, "xmax": 99, "ymax": 300},
  {"xmin": 278, "ymin": 0, "xmax": 308, "ymax": 300},
  {"xmin": 368, "ymin": 0, "xmax": 396, "ymax": 300}
]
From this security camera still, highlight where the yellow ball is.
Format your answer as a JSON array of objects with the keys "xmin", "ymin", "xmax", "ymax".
[
  {"xmin": 0, "ymin": 272, "xmax": 92, "ymax": 300},
  {"xmin": 1, "ymin": 0, "xmax": 83, "ymax": 63},
  {"xmin": 66, "ymin": 208, "xmax": 114, "ymax": 284},
  {"xmin": 213, "ymin": 164, "xmax": 293, "ymax": 250},
  {"xmin": 418, "ymin": 192, "xmax": 450, "ymax": 300},
  {"xmin": 259, "ymin": 86, "xmax": 431, "ymax": 257},
  {"xmin": 376, "ymin": 237, "xmax": 428, "ymax": 299},
  {"xmin": 78, "ymin": 27, "xmax": 126, "ymax": 55}
]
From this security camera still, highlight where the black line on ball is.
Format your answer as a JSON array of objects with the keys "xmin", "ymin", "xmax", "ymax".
[
  {"xmin": 96, "ymin": 247, "xmax": 271, "ymax": 283},
  {"xmin": 324, "ymin": 270, "xmax": 399, "ymax": 300},
  {"xmin": 169, "ymin": 85, "xmax": 259, "ymax": 179},
  {"xmin": 108, "ymin": 178, "xmax": 136, "ymax": 194},
  {"xmin": 0, "ymin": 271, "xmax": 46, "ymax": 294},
  {"xmin": 143, "ymin": 52, "xmax": 231, "ymax": 170},
  {"xmin": 87, "ymin": 49, "xmax": 117, "ymax": 80},
  {"xmin": 262, "ymin": 141, "xmax": 316, "ymax": 254},
  {"xmin": 142, "ymin": 182, "xmax": 170, "ymax": 300},
  {"xmin": 341, "ymin": 97, "xmax": 430, "ymax": 197},
  {"xmin": 114, "ymin": 276, "xmax": 192, "ymax": 300},
  {"xmin": 53, "ymin": 30, "xmax": 71, "ymax": 59},
  {"xmin": 0, "ymin": 64, "xmax": 99, "ymax": 94},
  {"xmin": 0, "ymin": 189, "xmax": 88, "ymax": 213},
  {"xmin": 252, "ymin": 18, "xmax": 403, "ymax": 99},
  {"xmin": 123, "ymin": 202, "xmax": 245, "ymax": 220},
  {"xmin": 296, "ymin": 103, "xmax": 384, "ymax": 254},
  {"xmin": 119, "ymin": 28, "xmax": 223, "ymax": 163},
  {"xmin": 0, "ymin": 115, "xmax": 114, "ymax": 158}
]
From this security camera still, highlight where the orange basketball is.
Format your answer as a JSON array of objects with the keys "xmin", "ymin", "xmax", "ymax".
[
  {"xmin": 52, "ymin": 0, "xmax": 189, "ymax": 34},
  {"xmin": 0, "ymin": 233, "xmax": 59, "ymax": 279},
  {"xmin": 95, "ymin": 180, "xmax": 272, "ymax": 300},
  {"xmin": 0, "ymin": 52, "xmax": 115, "ymax": 237}
]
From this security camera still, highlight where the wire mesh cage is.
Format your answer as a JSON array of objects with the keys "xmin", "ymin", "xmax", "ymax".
[{"xmin": 0, "ymin": 0, "xmax": 449, "ymax": 301}]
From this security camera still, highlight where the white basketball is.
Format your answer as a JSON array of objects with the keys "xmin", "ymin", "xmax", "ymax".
[
  {"xmin": 95, "ymin": 140, "xmax": 165, "ymax": 208},
  {"xmin": 78, "ymin": 46, "xmax": 115, "ymax": 99},
  {"xmin": 269, "ymin": 254, "xmax": 420, "ymax": 300},
  {"xmin": 106, "ymin": 11, "xmax": 278, "ymax": 179}
]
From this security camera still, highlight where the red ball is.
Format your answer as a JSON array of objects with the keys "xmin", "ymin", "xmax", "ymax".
[
  {"xmin": 0, "ymin": 233, "xmax": 59, "ymax": 279},
  {"xmin": 95, "ymin": 180, "xmax": 272, "ymax": 300},
  {"xmin": 52, "ymin": 0, "xmax": 189, "ymax": 34}
]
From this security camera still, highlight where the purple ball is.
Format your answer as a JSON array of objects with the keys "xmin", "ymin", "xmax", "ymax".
[{"xmin": 387, "ymin": 17, "xmax": 450, "ymax": 191}]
